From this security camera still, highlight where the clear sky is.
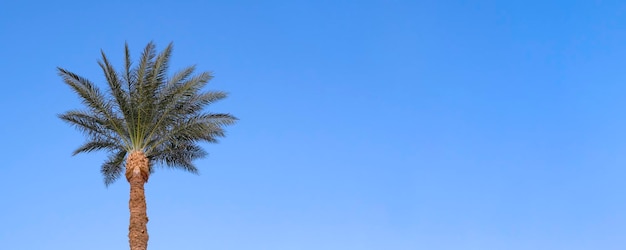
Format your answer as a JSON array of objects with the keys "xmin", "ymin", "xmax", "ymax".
[{"xmin": 1, "ymin": 0, "xmax": 626, "ymax": 249}]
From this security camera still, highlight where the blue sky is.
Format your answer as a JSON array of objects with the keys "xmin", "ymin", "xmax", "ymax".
[{"xmin": 2, "ymin": 0, "xmax": 626, "ymax": 249}]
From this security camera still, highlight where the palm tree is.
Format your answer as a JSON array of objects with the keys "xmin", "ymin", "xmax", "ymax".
[{"xmin": 58, "ymin": 42, "xmax": 237, "ymax": 250}]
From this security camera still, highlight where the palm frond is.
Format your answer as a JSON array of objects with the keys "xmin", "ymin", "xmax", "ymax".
[
  {"xmin": 148, "ymin": 42, "xmax": 173, "ymax": 90},
  {"xmin": 142, "ymin": 71, "xmax": 214, "ymax": 146},
  {"xmin": 57, "ymin": 68, "xmax": 131, "ymax": 146},
  {"xmin": 73, "ymin": 138, "xmax": 121, "ymax": 156},
  {"xmin": 101, "ymin": 150, "xmax": 127, "ymax": 186},
  {"xmin": 98, "ymin": 52, "xmax": 133, "ymax": 128},
  {"xmin": 144, "ymin": 112, "xmax": 236, "ymax": 155},
  {"xmin": 163, "ymin": 65, "xmax": 196, "ymax": 93},
  {"xmin": 57, "ymin": 68, "xmax": 110, "ymax": 115},
  {"xmin": 58, "ymin": 110, "xmax": 126, "ymax": 145},
  {"xmin": 123, "ymin": 42, "xmax": 134, "ymax": 87},
  {"xmin": 149, "ymin": 142, "xmax": 206, "ymax": 174},
  {"xmin": 174, "ymin": 91, "xmax": 229, "ymax": 116}
]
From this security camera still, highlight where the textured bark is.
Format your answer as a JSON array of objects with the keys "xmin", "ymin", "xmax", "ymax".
[{"xmin": 126, "ymin": 151, "xmax": 150, "ymax": 250}]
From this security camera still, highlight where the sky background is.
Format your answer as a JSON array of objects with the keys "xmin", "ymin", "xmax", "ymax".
[{"xmin": 2, "ymin": 0, "xmax": 626, "ymax": 249}]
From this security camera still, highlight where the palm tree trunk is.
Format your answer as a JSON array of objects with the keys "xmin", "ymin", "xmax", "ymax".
[{"xmin": 126, "ymin": 151, "xmax": 150, "ymax": 250}]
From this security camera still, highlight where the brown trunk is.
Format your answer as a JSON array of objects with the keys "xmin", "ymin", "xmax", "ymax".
[{"xmin": 126, "ymin": 151, "xmax": 150, "ymax": 250}]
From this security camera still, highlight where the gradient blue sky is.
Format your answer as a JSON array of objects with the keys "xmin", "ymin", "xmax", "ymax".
[{"xmin": 2, "ymin": 0, "xmax": 626, "ymax": 249}]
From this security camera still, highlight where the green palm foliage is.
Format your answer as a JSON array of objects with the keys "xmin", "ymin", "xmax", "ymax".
[{"xmin": 58, "ymin": 42, "xmax": 237, "ymax": 185}]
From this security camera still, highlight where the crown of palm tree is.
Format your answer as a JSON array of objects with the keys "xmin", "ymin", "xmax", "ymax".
[{"xmin": 58, "ymin": 42, "xmax": 237, "ymax": 186}]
